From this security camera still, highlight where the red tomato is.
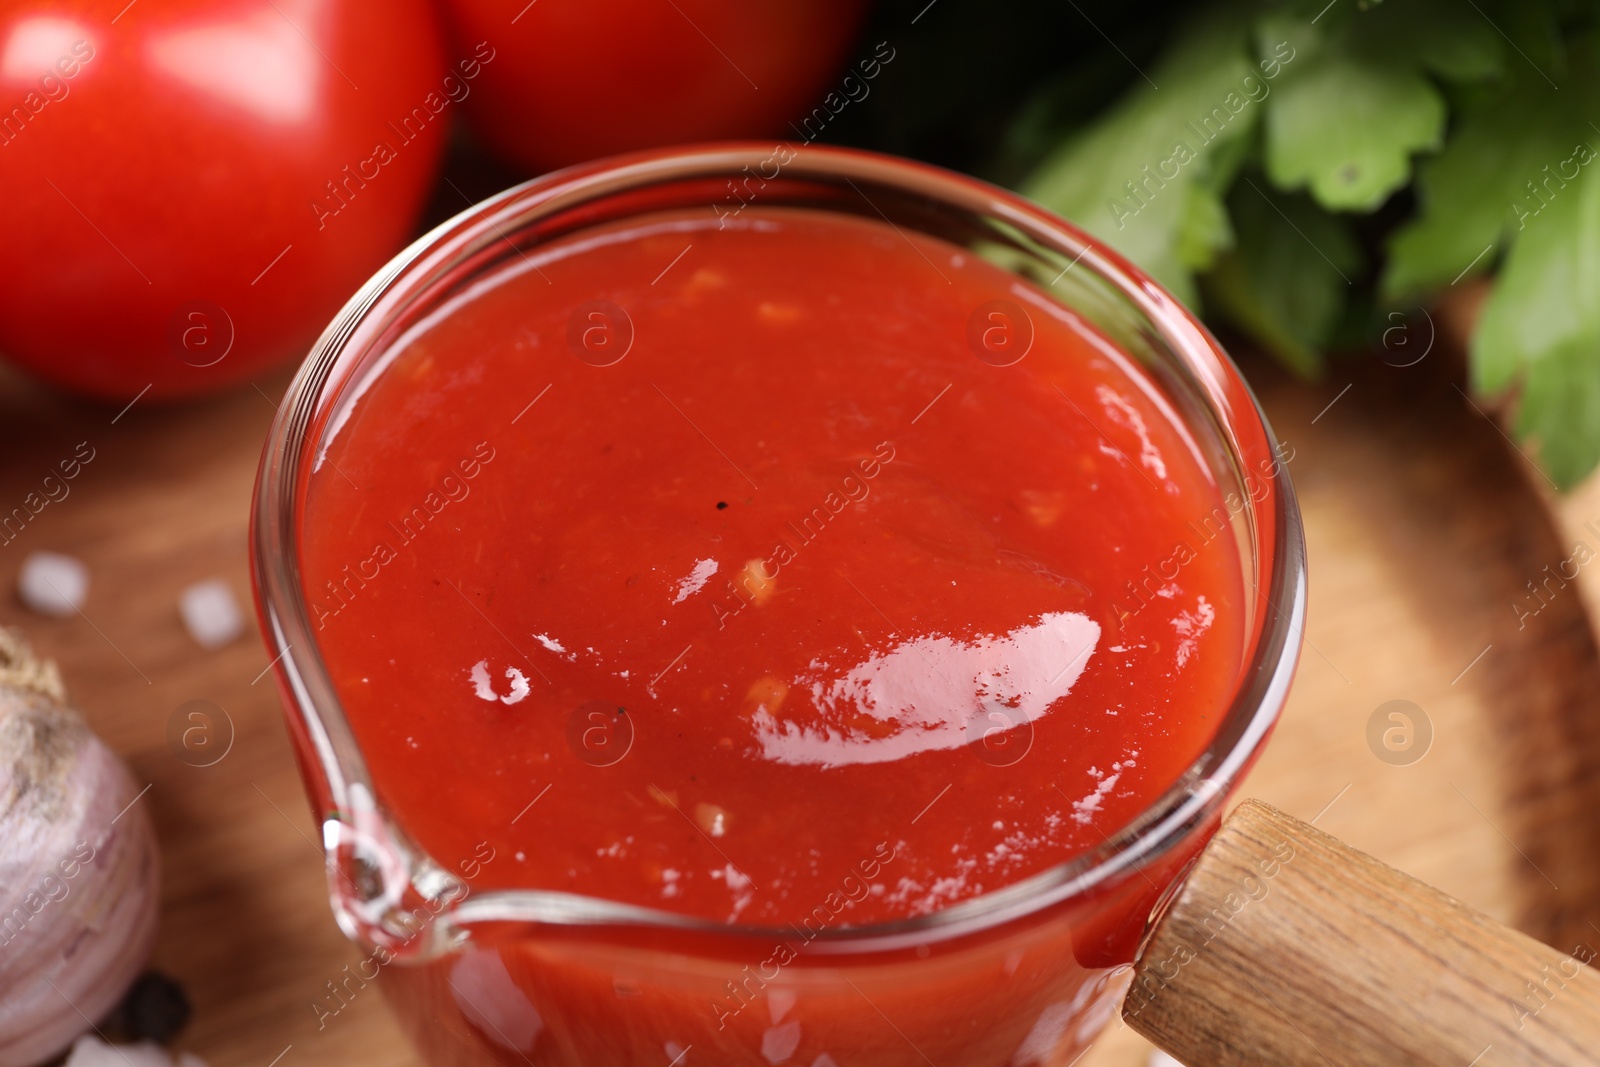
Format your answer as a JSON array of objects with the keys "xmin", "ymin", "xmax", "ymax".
[
  {"xmin": 0, "ymin": 0, "xmax": 455, "ymax": 402},
  {"xmin": 437, "ymin": 0, "xmax": 871, "ymax": 174}
]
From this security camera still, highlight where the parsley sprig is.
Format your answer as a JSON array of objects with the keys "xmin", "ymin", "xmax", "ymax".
[{"xmin": 1018, "ymin": 0, "xmax": 1600, "ymax": 487}]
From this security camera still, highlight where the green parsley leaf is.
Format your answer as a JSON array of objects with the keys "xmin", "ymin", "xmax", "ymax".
[
  {"xmin": 1264, "ymin": 52, "xmax": 1445, "ymax": 211},
  {"xmin": 1467, "ymin": 34, "xmax": 1600, "ymax": 489},
  {"xmin": 1358, "ymin": 1, "xmax": 1504, "ymax": 83},
  {"xmin": 1177, "ymin": 179, "xmax": 1236, "ymax": 274},
  {"xmin": 1494, "ymin": 0, "xmax": 1566, "ymax": 86},
  {"xmin": 1201, "ymin": 179, "xmax": 1361, "ymax": 375},
  {"xmin": 1472, "ymin": 131, "xmax": 1600, "ymax": 394},
  {"xmin": 1382, "ymin": 72, "xmax": 1570, "ymax": 299},
  {"xmin": 1021, "ymin": 8, "xmax": 1267, "ymax": 304},
  {"xmin": 1516, "ymin": 341, "xmax": 1600, "ymax": 489},
  {"xmin": 1256, "ymin": 0, "xmax": 1507, "ymax": 212}
]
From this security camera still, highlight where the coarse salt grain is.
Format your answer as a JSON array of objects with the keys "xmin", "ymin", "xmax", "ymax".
[
  {"xmin": 1148, "ymin": 1051, "xmax": 1187, "ymax": 1067},
  {"xmin": 180, "ymin": 578, "xmax": 244, "ymax": 650},
  {"xmin": 65, "ymin": 1036, "xmax": 175, "ymax": 1067},
  {"xmin": 17, "ymin": 550, "xmax": 88, "ymax": 617}
]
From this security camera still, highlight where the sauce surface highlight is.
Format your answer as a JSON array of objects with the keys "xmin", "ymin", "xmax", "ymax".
[{"xmin": 301, "ymin": 207, "xmax": 1246, "ymax": 927}]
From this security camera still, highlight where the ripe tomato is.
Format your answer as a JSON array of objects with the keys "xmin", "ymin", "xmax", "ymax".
[
  {"xmin": 0, "ymin": 0, "xmax": 455, "ymax": 402},
  {"xmin": 436, "ymin": 0, "xmax": 871, "ymax": 174}
]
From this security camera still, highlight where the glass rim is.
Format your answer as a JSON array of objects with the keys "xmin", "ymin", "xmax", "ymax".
[{"xmin": 250, "ymin": 142, "xmax": 1306, "ymax": 957}]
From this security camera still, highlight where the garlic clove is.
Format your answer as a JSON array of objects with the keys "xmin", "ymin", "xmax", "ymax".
[{"xmin": 0, "ymin": 630, "xmax": 160, "ymax": 1067}]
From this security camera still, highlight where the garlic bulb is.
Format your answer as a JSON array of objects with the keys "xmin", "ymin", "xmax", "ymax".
[{"xmin": 0, "ymin": 630, "xmax": 160, "ymax": 1067}]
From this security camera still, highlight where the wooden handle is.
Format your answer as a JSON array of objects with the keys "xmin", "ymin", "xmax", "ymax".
[{"xmin": 1124, "ymin": 799, "xmax": 1600, "ymax": 1065}]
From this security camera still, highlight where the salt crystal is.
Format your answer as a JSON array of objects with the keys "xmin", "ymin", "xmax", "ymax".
[
  {"xmin": 180, "ymin": 578, "xmax": 244, "ymax": 650},
  {"xmin": 176, "ymin": 1053, "xmax": 211, "ymax": 1067},
  {"xmin": 1148, "ymin": 1051, "xmax": 1187, "ymax": 1067},
  {"xmin": 65, "ymin": 1036, "xmax": 174, "ymax": 1067},
  {"xmin": 18, "ymin": 550, "xmax": 88, "ymax": 617},
  {"xmin": 113, "ymin": 1044, "xmax": 175, "ymax": 1067}
]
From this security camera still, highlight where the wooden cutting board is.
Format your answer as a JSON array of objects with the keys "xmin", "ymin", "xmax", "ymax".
[{"xmin": 1, "ymin": 337, "xmax": 1595, "ymax": 1067}]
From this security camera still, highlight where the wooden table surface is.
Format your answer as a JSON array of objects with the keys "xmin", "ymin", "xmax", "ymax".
[{"xmin": 2, "ymin": 340, "xmax": 1596, "ymax": 1066}]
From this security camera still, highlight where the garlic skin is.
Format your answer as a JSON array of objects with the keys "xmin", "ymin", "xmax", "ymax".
[{"xmin": 0, "ymin": 631, "xmax": 160, "ymax": 1067}]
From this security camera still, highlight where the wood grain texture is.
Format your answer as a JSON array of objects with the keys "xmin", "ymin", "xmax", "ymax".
[
  {"xmin": 1125, "ymin": 800, "xmax": 1600, "ymax": 1067},
  {"xmin": 0, "ymin": 364, "xmax": 425, "ymax": 1067},
  {"xmin": 0, "ymin": 336, "xmax": 1594, "ymax": 1066}
]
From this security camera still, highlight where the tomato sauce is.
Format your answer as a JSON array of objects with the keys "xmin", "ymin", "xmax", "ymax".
[{"xmin": 300, "ymin": 206, "xmax": 1246, "ymax": 931}]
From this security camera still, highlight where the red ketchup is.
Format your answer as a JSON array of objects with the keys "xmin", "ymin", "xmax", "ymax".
[{"xmin": 301, "ymin": 206, "xmax": 1246, "ymax": 1065}]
